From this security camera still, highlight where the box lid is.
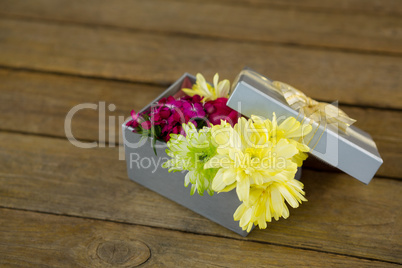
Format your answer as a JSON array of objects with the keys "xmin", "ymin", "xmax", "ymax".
[{"xmin": 227, "ymin": 68, "xmax": 383, "ymax": 184}]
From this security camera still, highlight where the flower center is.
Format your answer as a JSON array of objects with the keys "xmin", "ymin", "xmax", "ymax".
[
  {"xmin": 198, "ymin": 153, "xmax": 207, "ymax": 162},
  {"xmin": 190, "ymin": 103, "xmax": 198, "ymax": 112}
]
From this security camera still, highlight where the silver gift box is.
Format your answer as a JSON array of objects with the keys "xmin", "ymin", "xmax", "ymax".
[
  {"xmin": 122, "ymin": 73, "xmax": 301, "ymax": 236},
  {"xmin": 227, "ymin": 68, "xmax": 383, "ymax": 184}
]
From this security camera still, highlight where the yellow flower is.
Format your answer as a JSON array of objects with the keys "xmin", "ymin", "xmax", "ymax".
[
  {"xmin": 205, "ymin": 114, "xmax": 310, "ymax": 231},
  {"xmin": 182, "ymin": 73, "xmax": 230, "ymax": 102},
  {"xmin": 269, "ymin": 114, "xmax": 312, "ymax": 167},
  {"xmin": 234, "ymin": 179, "xmax": 307, "ymax": 232},
  {"xmin": 205, "ymin": 116, "xmax": 300, "ymax": 203}
]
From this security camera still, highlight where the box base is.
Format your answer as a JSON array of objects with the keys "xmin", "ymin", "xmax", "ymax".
[{"xmin": 123, "ymin": 73, "xmax": 303, "ymax": 236}]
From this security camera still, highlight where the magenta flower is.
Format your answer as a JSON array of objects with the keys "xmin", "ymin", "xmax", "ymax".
[
  {"xmin": 129, "ymin": 92, "xmax": 240, "ymax": 146},
  {"xmin": 141, "ymin": 121, "xmax": 151, "ymax": 130},
  {"xmin": 127, "ymin": 75, "xmax": 243, "ymax": 155},
  {"xmin": 126, "ymin": 109, "xmax": 141, "ymax": 128},
  {"xmin": 149, "ymin": 94, "xmax": 207, "ymax": 141},
  {"xmin": 204, "ymin": 98, "xmax": 240, "ymax": 126},
  {"xmin": 182, "ymin": 100, "xmax": 205, "ymax": 119}
]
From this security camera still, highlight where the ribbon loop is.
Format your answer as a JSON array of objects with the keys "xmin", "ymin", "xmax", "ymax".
[{"xmin": 271, "ymin": 81, "xmax": 356, "ymax": 133}]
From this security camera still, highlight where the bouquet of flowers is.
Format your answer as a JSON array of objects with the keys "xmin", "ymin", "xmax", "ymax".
[{"xmin": 126, "ymin": 73, "xmax": 312, "ymax": 232}]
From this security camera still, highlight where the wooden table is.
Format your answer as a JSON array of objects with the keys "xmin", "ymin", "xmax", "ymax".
[{"xmin": 0, "ymin": 1, "xmax": 401, "ymax": 267}]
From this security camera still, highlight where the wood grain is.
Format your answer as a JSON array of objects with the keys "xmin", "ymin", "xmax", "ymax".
[
  {"xmin": 0, "ymin": 132, "xmax": 400, "ymax": 263},
  {"xmin": 1, "ymin": 0, "xmax": 401, "ymax": 54},
  {"xmin": 0, "ymin": 19, "xmax": 401, "ymax": 109},
  {"xmin": 1, "ymin": 208, "xmax": 396, "ymax": 267},
  {"xmin": 0, "ymin": 69, "xmax": 400, "ymax": 178},
  {"xmin": 0, "ymin": 1, "xmax": 400, "ymax": 266},
  {"xmin": 183, "ymin": 0, "xmax": 402, "ymax": 16},
  {"xmin": 0, "ymin": 68, "xmax": 164, "ymax": 144}
]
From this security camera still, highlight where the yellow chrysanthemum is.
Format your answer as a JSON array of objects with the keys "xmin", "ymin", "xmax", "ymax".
[
  {"xmin": 234, "ymin": 179, "xmax": 307, "ymax": 232},
  {"xmin": 270, "ymin": 114, "xmax": 313, "ymax": 166},
  {"xmin": 205, "ymin": 114, "xmax": 310, "ymax": 231},
  {"xmin": 205, "ymin": 116, "xmax": 300, "ymax": 203},
  {"xmin": 182, "ymin": 73, "xmax": 230, "ymax": 102}
]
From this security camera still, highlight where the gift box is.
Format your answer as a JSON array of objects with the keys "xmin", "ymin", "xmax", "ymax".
[
  {"xmin": 226, "ymin": 68, "xmax": 383, "ymax": 184},
  {"xmin": 122, "ymin": 68, "xmax": 381, "ymax": 237},
  {"xmin": 122, "ymin": 73, "xmax": 302, "ymax": 236}
]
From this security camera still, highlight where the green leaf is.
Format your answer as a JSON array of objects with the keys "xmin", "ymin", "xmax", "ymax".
[
  {"xmin": 142, "ymin": 113, "xmax": 150, "ymax": 121},
  {"xmin": 152, "ymin": 136, "xmax": 157, "ymax": 156},
  {"xmin": 139, "ymin": 134, "xmax": 146, "ymax": 142},
  {"xmin": 154, "ymin": 125, "xmax": 162, "ymax": 138}
]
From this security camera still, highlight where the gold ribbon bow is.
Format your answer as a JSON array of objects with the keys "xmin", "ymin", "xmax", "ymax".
[{"xmin": 270, "ymin": 81, "xmax": 356, "ymax": 133}]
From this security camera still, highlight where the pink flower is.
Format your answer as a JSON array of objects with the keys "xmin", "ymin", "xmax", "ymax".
[
  {"xmin": 141, "ymin": 120, "xmax": 151, "ymax": 130},
  {"xmin": 163, "ymin": 125, "xmax": 182, "ymax": 142},
  {"xmin": 129, "ymin": 93, "xmax": 219, "ymax": 143},
  {"xmin": 150, "ymin": 94, "xmax": 207, "ymax": 141},
  {"xmin": 204, "ymin": 98, "xmax": 240, "ymax": 126},
  {"xmin": 182, "ymin": 101, "xmax": 205, "ymax": 118},
  {"xmin": 126, "ymin": 110, "xmax": 140, "ymax": 128}
]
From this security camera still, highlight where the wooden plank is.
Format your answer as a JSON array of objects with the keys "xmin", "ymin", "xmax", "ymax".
[
  {"xmin": 184, "ymin": 0, "xmax": 402, "ymax": 16},
  {"xmin": 0, "ymin": 68, "xmax": 164, "ymax": 144},
  {"xmin": 0, "ymin": 19, "xmax": 401, "ymax": 109},
  {"xmin": 0, "ymin": 132, "xmax": 400, "ymax": 263},
  {"xmin": 0, "ymin": 209, "xmax": 396, "ymax": 267},
  {"xmin": 0, "ymin": 69, "xmax": 400, "ymax": 178},
  {"xmin": 1, "ymin": 0, "xmax": 401, "ymax": 54}
]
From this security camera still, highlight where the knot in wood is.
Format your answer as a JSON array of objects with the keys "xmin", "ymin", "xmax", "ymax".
[{"xmin": 95, "ymin": 240, "xmax": 150, "ymax": 266}]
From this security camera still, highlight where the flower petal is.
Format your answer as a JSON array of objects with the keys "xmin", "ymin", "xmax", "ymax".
[
  {"xmin": 234, "ymin": 203, "xmax": 247, "ymax": 221},
  {"xmin": 222, "ymin": 168, "xmax": 237, "ymax": 185},
  {"xmin": 270, "ymin": 186, "xmax": 283, "ymax": 217},
  {"xmin": 236, "ymin": 173, "xmax": 250, "ymax": 202},
  {"xmin": 212, "ymin": 169, "xmax": 226, "ymax": 191}
]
